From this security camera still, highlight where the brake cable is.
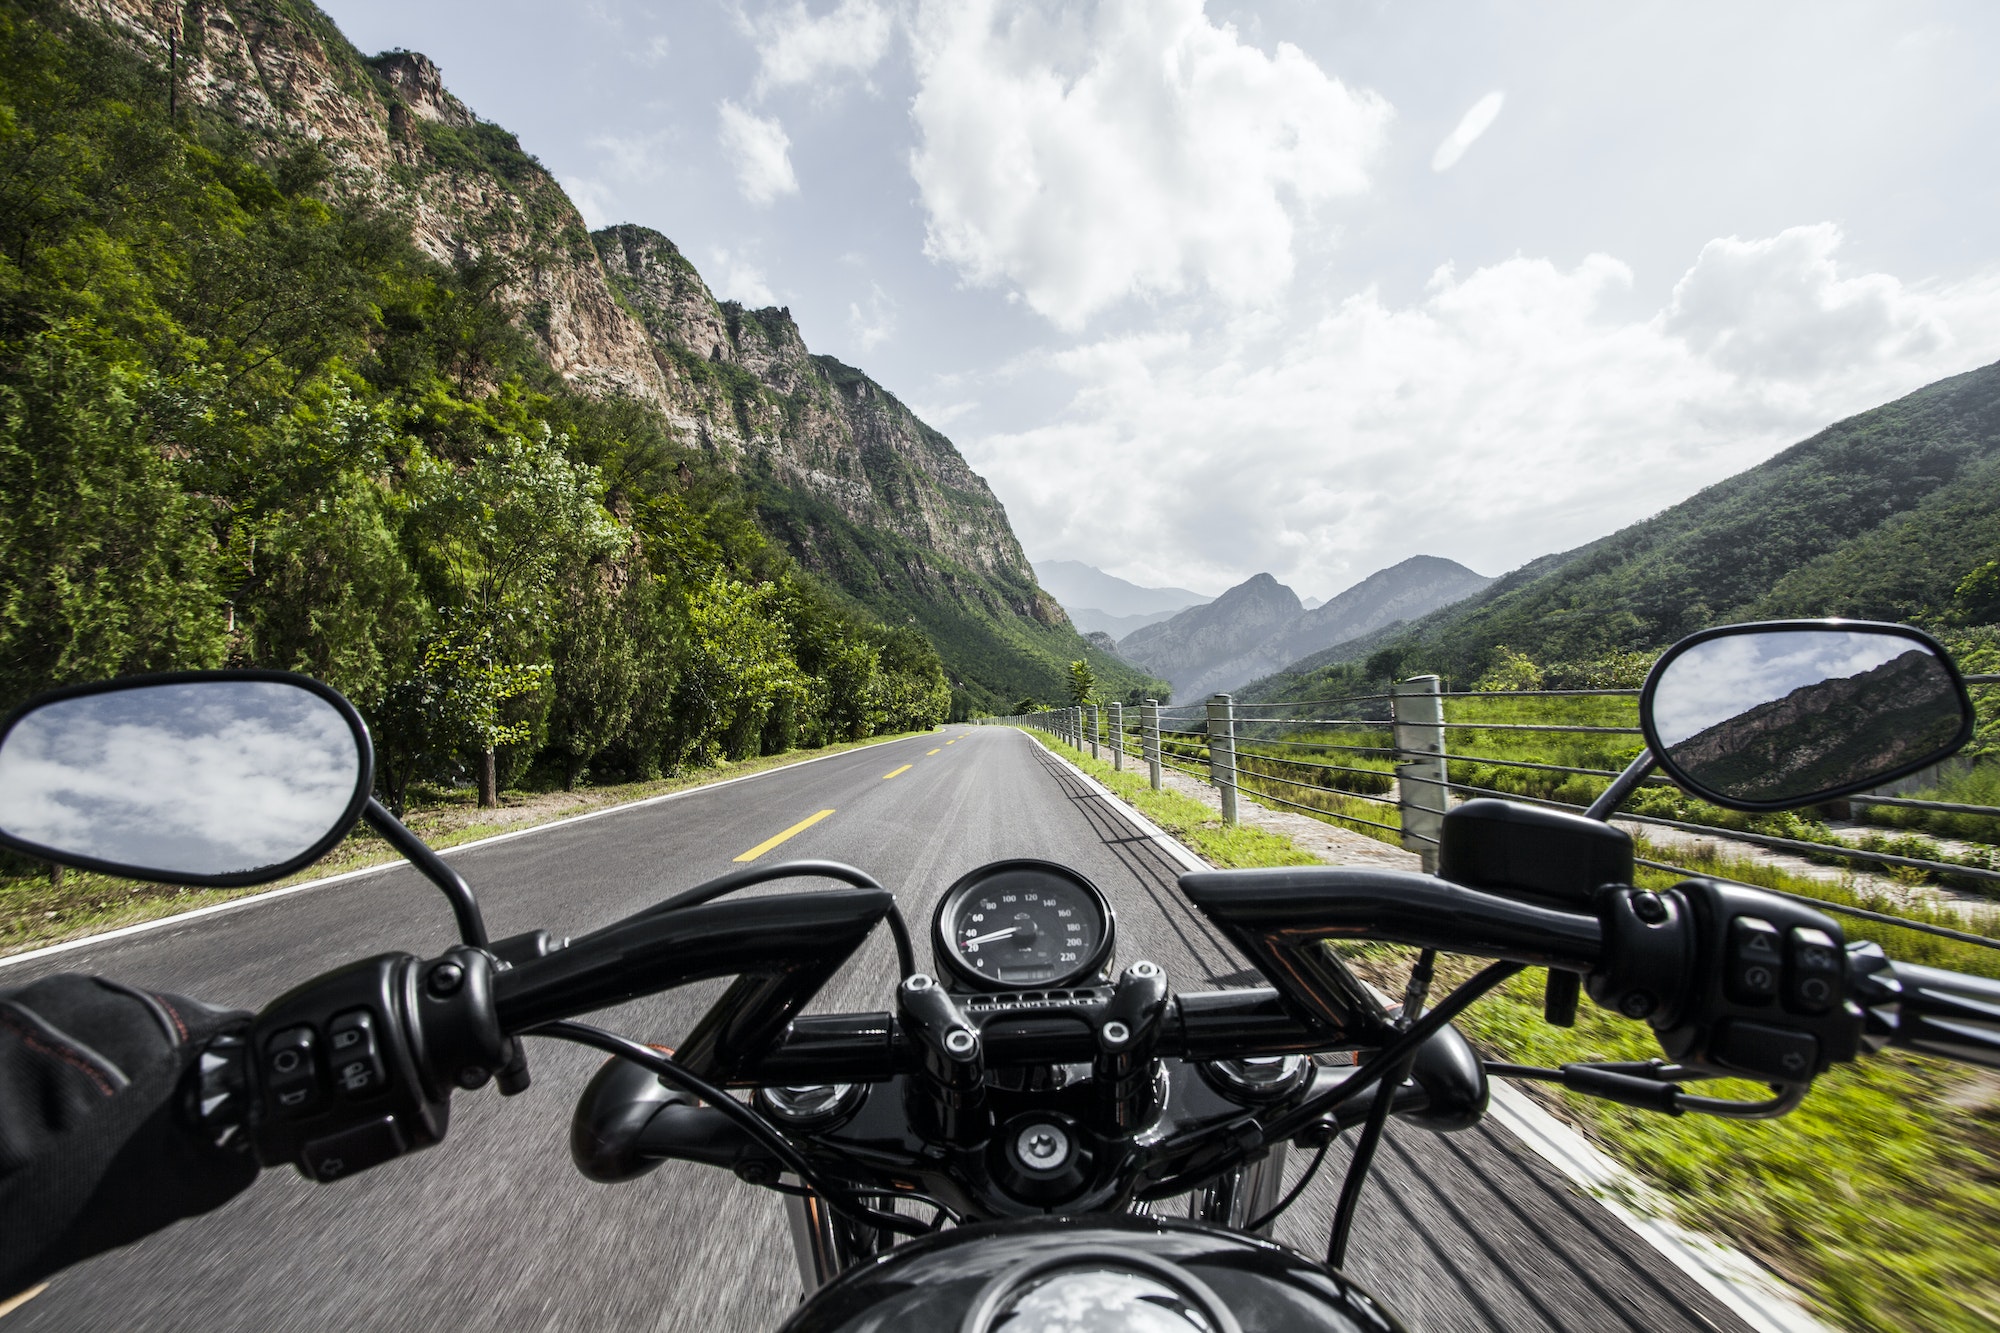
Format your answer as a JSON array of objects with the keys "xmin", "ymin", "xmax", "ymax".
[
  {"xmin": 1141, "ymin": 960, "xmax": 1525, "ymax": 1202},
  {"xmin": 1326, "ymin": 948, "xmax": 1437, "ymax": 1269}
]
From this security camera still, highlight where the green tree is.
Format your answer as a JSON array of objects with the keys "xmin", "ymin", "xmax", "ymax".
[
  {"xmin": 1474, "ymin": 646, "xmax": 1545, "ymax": 693},
  {"xmin": 546, "ymin": 578, "xmax": 638, "ymax": 790},
  {"xmin": 0, "ymin": 332, "xmax": 227, "ymax": 708},
  {"xmin": 422, "ymin": 618, "xmax": 551, "ymax": 807},
  {"xmin": 1066, "ymin": 658, "xmax": 1096, "ymax": 705}
]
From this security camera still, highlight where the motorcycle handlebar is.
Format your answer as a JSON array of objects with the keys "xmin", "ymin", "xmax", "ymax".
[
  {"xmin": 738, "ymin": 987, "xmax": 1328, "ymax": 1087},
  {"xmin": 1879, "ymin": 957, "xmax": 2000, "ymax": 1070}
]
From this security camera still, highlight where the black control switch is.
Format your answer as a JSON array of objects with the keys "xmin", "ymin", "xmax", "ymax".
[
  {"xmin": 262, "ymin": 1024, "xmax": 323, "ymax": 1117},
  {"xmin": 1724, "ymin": 916, "xmax": 1782, "ymax": 1005},
  {"xmin": 299, "ymin": 1115, "xmax": 408, "ymax": 1183},
  {"xmin": 1786, "ymin": 926, "xmax": 1841, "ymax": 1014},
  {"xmin": 327, "ymin": 1009, "xmax": 388, "ymax": 1101},
  {"xmin": 1714, "ymin": 1020, "xmax": 1819, "ymax": 1082}
]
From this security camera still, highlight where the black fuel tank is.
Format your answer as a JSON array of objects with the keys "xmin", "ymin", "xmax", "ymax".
[{"xmin": 781, "ymin": 1215, "xmax": 1407, "ymax": 1333}]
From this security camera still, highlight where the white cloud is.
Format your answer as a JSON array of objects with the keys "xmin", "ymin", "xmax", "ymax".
[
  {"xmin": 717, "ymin": 100, "xmax": 800, "ymax": 204},
  {"xmin": 1663, "ymin": 223, "xmax": 1949, "ymax": 379},
  {"xmin": 748, "ymin": 0, "xmax": 894, "ymax": 95},
  {"xmin": 1432, "ymin": 90, "xmax": 1504, "ymax": 172},
  {"xmin": 961, "ymin": 228, "xmax": 2000, "ymax": 594},
  {"xmin": 710, "ymin": 248, "xmax": 782, "ymax": 307},
  {"xmin": 638, "ymin": 34, "xmax": 671, "ymax": 65},
  {"xmin": 848, "ymin": 283, "xmax": 896, "ymax": 351},
  {"xmin": 906, "ymin": 0, "xmax": 1393, "ymax": 330},
  {"xmin": 561, "ymin": 175, "xmax": 617, "ymax": 228}
]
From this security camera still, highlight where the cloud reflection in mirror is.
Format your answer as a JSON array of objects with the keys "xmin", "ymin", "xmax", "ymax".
[{"xmin": 0, "ymin": 681, "xmax": 362, "ymax": 879}]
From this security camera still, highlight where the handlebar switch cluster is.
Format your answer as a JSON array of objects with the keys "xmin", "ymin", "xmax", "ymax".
[
  {"xmin": 1628, "ymin": 880, "xmax": 1862, "ymax": 1086},
  {"xmin": 236, "ymin": 946, "xmax": 512, "ymax": 1183}
]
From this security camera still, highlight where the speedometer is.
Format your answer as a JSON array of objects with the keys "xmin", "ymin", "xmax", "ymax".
[{"xmin": 932, "ymin": 859, "xmax": 1115, "ymax": 991}]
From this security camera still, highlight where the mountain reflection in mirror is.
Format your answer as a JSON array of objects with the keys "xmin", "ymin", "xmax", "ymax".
[
  {"xmin": 0, "ymin": 681, "xmax": 361, "ymax": 878},
  {"xmin": 1652, "ymin": 630, "xmax": 1963, "ymax": 806}
]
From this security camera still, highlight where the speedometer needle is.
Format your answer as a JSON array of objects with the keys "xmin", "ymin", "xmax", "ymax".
[{"xmin": 962, "ymin": 927, "xmax": 1019, "ymax": 947}]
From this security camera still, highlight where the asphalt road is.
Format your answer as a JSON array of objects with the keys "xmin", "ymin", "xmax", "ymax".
[{"xmin": 1, "ymin": 727, "xmax": 1753, "ymax": 1332}]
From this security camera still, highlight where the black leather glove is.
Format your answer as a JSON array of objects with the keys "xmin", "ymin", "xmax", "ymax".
[{"xmin": 0, "ymin": 974, "xmax": 259, "ymax": 1296}]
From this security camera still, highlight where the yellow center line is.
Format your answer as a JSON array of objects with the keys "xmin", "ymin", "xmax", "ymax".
[
  {"xmin": 927, "ymin": 748, "xmax": 941, "ymax": 755},
  {"xmin": 0, "ymin": 1286, "xmax": 47, "ymax": 1320},
  {"xmin": 883, "ymin": 764, "xmax": 913, "ymax": 780},
  {"xmin": 733, "ymin": 809, "xmax": 835, "ymax": 863}
]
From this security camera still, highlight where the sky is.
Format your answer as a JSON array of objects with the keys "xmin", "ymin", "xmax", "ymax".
[{"xmin": 316, "ymin": 0, "xmax": 2000, "ymax": 602}]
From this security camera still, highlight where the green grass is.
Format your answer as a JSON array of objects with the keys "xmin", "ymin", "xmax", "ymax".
[
  {"xmin": 1443, "ymin": 952, "xmax": 2000, "ymax": 1333},
  {"xmin": 1023, "ymin": 721, "xmax": 2000, "ymax": 1333},
  {"xmin": 0, "ymin": 730, "xmax": 930, "ymax": 957},
  {"xmin": 1030, "ymin": 732, "xmax": 1318, "ymax": 870}
]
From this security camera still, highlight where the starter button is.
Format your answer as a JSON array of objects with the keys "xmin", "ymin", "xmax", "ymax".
[{"xmin": 1786, "ymin": 926, "xmax": 1841, "ymax": 1014}]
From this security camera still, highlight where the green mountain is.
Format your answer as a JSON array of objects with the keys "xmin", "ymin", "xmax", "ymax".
[
  {"xmin": 590, "ymin": 225, "xmax": 1154, "ymax": 712},
  {"xmin": 16, "ymin": 0, "xmax": 1153, "ymax": 718},
  {"xmin": 1244, "ymin": 359, "xmax": 2000, "ymax": 700}
]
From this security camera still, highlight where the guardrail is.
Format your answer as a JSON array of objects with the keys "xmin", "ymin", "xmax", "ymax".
[{"xmin": 982, "ymin": 679, "xmax": 2000, "ymax": 957}]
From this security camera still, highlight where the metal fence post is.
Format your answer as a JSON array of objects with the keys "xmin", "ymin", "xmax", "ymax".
[
  {"xmin": 1109, "ymin": 702, "xmax": 1123, "ymax": 771},
  {"xmin": 1088, "ymin": 704, "xmax": 1100, "ymax": 760},
  {"xmin": 1393, "ymin": 675, "xmax": 1448, "ymax": 873},
  {"xmin": 1206, "ymin": 693, "xmax": 1238, "ymax": 826},
  {"xmin": 1143, "ymin": 700, "xmax": 1162, "ymax": 790}
]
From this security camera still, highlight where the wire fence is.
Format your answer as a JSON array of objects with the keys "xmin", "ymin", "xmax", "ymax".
[{"xmin": 980, "ymin": 680, "xmax": 2000, "ymax": 958}]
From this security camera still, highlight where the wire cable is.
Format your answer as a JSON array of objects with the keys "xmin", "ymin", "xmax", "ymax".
[
  {"xmin": 1242, "ymin": 1133, "xmax": 1334, "ymax": 1235},
  {"xmin": 524, "ymin": 1020, "xmax": 929, "ymax": 1237}
]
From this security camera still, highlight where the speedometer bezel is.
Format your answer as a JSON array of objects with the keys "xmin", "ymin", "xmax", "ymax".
[{"xmin": 931, "ymin": 858, "xmax": 1116, "ymax": 993}]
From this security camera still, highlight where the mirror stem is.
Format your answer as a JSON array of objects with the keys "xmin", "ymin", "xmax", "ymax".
[
  {"xmin": 1585, "ymin": 749, "xmax": 1656, "ymax": 823},
  {"xmin": 364, "ymin": 799, "xmax": 491, "ymax": 947}
]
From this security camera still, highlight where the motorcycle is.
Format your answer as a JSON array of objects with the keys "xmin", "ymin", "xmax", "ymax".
[{"xmin": 2, "ymin": 618, "xmax": 1997, "ymax": 1332}]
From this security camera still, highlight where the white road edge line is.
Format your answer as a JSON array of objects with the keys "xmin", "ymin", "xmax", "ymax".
[
  {"xmin": 1017, "ymin": 727, "xmax": 1833, "ymax": 1333},
  {"xmin": 0, "ymin": 732, "xmax": 933, "ymax": 972}
]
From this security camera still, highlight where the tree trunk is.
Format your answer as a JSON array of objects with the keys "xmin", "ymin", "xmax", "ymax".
[
  {"xmin": 480, "ymin": 747, "xmax": 498, "ymax": 808},
  {"xmin": 564, "ymin": 752, "xmax": 578, "ymax": 793}
]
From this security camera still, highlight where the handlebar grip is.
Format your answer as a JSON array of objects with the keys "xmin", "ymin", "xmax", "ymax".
[{"xmin": 1884, "ymin": 960, "xmax": 2000, "ymax": 1070}]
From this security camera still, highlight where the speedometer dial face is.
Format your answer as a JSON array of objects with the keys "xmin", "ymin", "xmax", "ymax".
[{"xmin": 932, "ymin": 860, "xmax": 1114, "ymax": 991}]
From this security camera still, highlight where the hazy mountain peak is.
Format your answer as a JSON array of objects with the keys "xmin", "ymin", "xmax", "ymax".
[
  {"xmin": 1118, "ymin": 559, "xmax": 1489, "ymax": 701},
  {"xmin": 1033, "ymin": 559, "xmax": 1212, "ymax": 622}
]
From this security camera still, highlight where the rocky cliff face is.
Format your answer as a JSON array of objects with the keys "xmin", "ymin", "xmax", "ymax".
[
  {"xmin": 66, "ymin": 0, "xmax": 1105, "ymax": 706},
  {"xmin": 592, "ymin": 225, "xmax": 1052, "ymax": 613},
  {"xmin": 72, "ymin": 0, "xmax": 670, "ymax": 405},
  {"xmin": 1667, "ymin": 649, "xmax": 1962, "ymax": 801}
]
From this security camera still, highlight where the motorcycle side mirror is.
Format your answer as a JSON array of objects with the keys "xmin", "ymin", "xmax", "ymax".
[
  {"xmin": 0, "ymin": 671, "xmax": 374, "ymax": 886},
  {"xmin": 1639, "ymin": 620, "xmax": 1973, "ymax": 812}
]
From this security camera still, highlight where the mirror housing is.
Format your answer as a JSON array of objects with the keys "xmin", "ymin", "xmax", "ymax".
[
  {"xmin": 0, "ymin": 670, "xmax": 374, "ymax": 886},
  {"xmin": 1639, "ymin": 620, "xmax": 1973, "ymax": 812}
]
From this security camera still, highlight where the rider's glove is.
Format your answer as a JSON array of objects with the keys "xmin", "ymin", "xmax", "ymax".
[{"xmin": 0, "ymin": 973, "xmax": 259, "ymax": 1297}]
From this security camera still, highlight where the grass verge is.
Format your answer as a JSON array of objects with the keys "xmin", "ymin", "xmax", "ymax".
[
  {"xmin": 1032, "ymin": 727, "xmax": 2000, "ymax": 1333},
  {"xmin": 0, "ymin": 730, "xmax": 931, "ymax": 959}
]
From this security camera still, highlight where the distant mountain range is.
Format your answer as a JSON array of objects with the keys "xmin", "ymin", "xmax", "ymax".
[
  {"xmin": 1117, "ymin": 556, "xmax": 1493, "ymax": 701},
  {"xmin": 1239, "ymin": 359, "xmax": 2000, "ymax": 705},
  {"xmin": 1033, "ymin": 560, "xmax": 1214, "ymax": 638}
]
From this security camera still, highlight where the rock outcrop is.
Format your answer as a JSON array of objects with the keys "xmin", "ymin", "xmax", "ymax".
[{"xmin": 63, "ymin": 0, "xmax": 1111, "ymax": 706}]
